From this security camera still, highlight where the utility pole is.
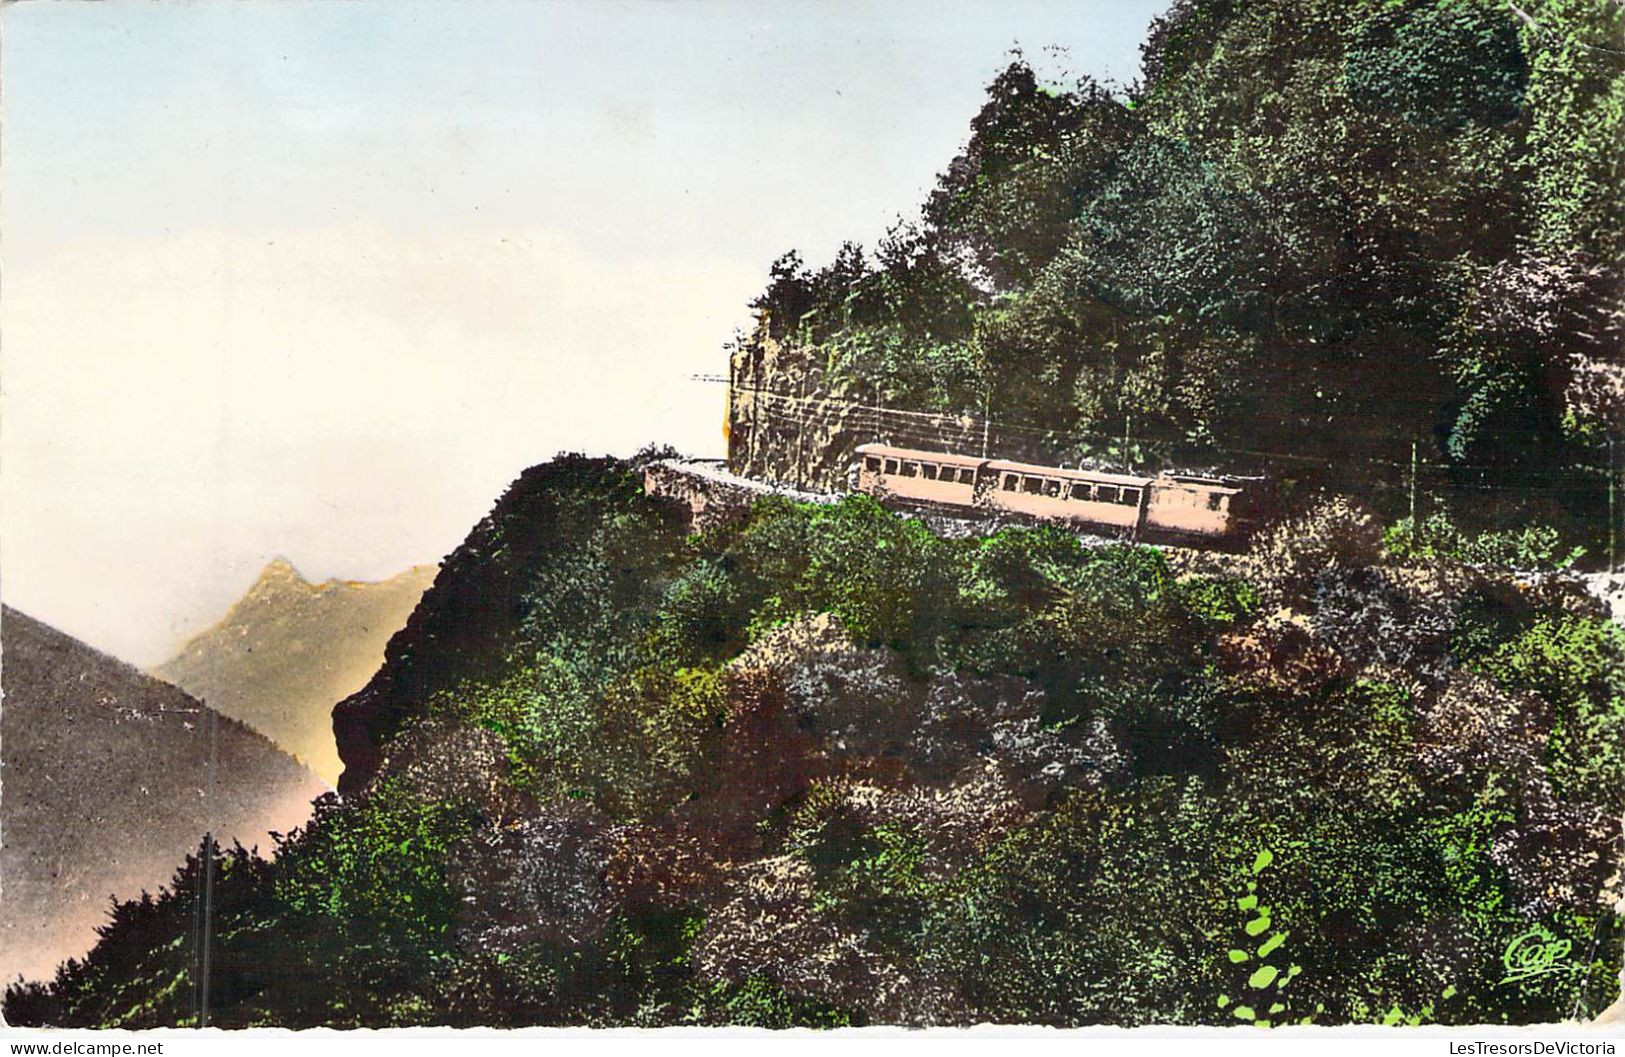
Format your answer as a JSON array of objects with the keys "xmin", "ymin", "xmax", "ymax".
[
  {"xmin": 1409, "ymin": 439, "xmax": 1419, "ymax": 534},
  {"xmin": 1610, "ymin": 436, "xmax": 1618, "ymax": 573},
  {"xmin": 981, "ymin": 384, "xmax": 992, "ymax": 460},
  {"xmin": 795, "ymin": 367, "xmax": 808, "ymax": 492},
  {"xmin": 1122, "ymin": 413, "xmax": 1133, "ymax": 474},
  {"xmin": 726, "ymin": 343, "xmax": 737, "ymax": 470}
]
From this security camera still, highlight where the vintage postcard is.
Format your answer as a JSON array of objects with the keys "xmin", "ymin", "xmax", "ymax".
[{"xmin": 1, "ymin": 0, "xmax": 1621, "ymax": 1042}]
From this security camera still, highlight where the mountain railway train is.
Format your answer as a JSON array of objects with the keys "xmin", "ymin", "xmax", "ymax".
[{"xmin": 853, "ymin": 443, "xmax": 1253, "ymax": 543}]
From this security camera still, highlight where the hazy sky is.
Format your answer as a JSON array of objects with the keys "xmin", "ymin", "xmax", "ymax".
[{"xmin": 2, "ymin": 0, "xmax": 1168, "ymax": 666}]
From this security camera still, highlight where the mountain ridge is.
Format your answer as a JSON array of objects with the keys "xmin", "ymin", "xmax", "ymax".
[
  {"xmin": 0, "ymin": 606, "xmax": 327, "ymax": 984},
  {"xmin": 154, "ymin": 560, "xmax": 437, "ymax": 784}
]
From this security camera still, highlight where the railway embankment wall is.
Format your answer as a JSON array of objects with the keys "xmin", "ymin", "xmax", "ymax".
[{"xmin": 642, "ymin": 459, "xmax": 837, "ymax": 532}]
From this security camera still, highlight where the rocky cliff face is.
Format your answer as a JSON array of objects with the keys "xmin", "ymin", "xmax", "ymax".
[
  {"xmin": 726, "ymin": 324, "xmax": 1076, "ymax": 492},
  {"xmin": 1, "ymin": 607, "xmax": 326, "ymax": 983},
  {"xmin": 154, "ymin": 560, "xmax": 436, "ymax": 785},
  {"xmin": 728, "ymin": 328, "xmax": 853, "ymax": 492}
]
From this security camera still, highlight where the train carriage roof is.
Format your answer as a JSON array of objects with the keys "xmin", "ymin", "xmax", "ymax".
[
  {"xmin": 1159, "ymin": 474, "xmax": 1243, "ymax": 495},
  {"xmin": 983, "ymin": 458, "xmax": 1153, "ymax": 488},
  {"xmin": 855, "ymin": 444, "xmax": 1246, "ymax": 494},
  {"xmin": 855, "ymin": 443, "xmax": 989, "ymax": 468}
]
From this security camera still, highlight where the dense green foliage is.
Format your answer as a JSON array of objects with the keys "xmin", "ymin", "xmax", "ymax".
[
  {"xmin": 749, "ymin": 0, "xmax": 1622, "ymax": 551},
  {"xmin": 11, "ymin": 0, "xmax": 1623, "ymax": 1029},
  {"xmin": 9, "ymin": 456, "xmax": 1621, "ymax": 1027}
]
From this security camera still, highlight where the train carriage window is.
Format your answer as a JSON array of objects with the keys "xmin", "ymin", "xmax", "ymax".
[
  {"xmin": 1096, "ymin": 485, "xmax": 1119, "ymax": 504},
  {"xmin": 920, "ymin": 464, "xmax": 937, "ymax": 480},
  {"xmin": 1042, "ymin": 478, "xmax": 1061, "ymax": 497},
  {"xmin": 1002, "ymin": 474, "xmax": 1018, "ymax": 491},
  {"xmin": 864, "ymin": 456, "xmax": 881, "ymax": 472},
  {"xmin": 902, "ymin": 462, "xmax": 919, "ymax": 477},
  {"xmin": 884, "ymin": 459, "xmax": 899, "ymax": 474},
  {"xmin": 1208, "ymin": 493, "xmax": 1224, "ymax": 511},
  {"xmin": 1119, "ymin": 488, "xmax": 1140, "ymax": 506},
  {"xmin": 1022, "ymin": 476, "xmax": 1043, "ymax": 494},
  {"xmin": 1069, "ymin": 483, "xmax": 1092, "ymax": 501}
]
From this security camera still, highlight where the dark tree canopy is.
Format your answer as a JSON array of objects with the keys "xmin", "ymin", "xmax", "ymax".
[{"xmin": 742, "ymin": 0, "xmax": 1624, "ymax": 554}]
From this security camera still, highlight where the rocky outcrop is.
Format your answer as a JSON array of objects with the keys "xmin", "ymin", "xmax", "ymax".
[
  {"xmin": 726, "ymin": 325, "xmax": 1051, "ymax": 493},
  {"xmin": 333, "ymin": 455, "xmax": 688, "ymax": 795}
]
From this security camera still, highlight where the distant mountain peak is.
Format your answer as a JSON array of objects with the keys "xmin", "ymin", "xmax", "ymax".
[
  {"xmin": 258, "ymin": 556, "xmax": 305, "ymax": 582},
  {"xmin": 154, "ymin": 562, "xmax": 438, "ymax": 785},
  {"xmin": 248, "ymin": 557, "xmax": 439, "ymax": 598}
]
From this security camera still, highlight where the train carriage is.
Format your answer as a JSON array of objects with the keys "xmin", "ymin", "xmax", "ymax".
[
  {"xmin": 1146, "ymin": 474, "xmax": 1242, "ymax": 540},
  {"xmin": 855, "ymin": 446, "xmax": 987, "ymax": 508},
  {"xmin": 853, "ymin": 442, "xmax": 1248, "ymax": 543},
  {"xmin": 983, "ymin": 457, "xmax": 1151, "ymax": 533}
]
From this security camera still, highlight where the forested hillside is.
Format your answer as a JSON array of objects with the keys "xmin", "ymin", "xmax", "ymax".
[
  {"xmin": 732, "ymin": 0, "xmax": 1622, "ymax": 554},
  {"xmin": 7, "ymin": 454, "xmax": 1621, "ymax": 1027}
]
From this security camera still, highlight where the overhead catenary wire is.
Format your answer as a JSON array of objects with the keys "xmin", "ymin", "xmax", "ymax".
[
  {"xmin": 729, "ymin": 383, "xmax": 1620, "ymax": 482},
  {"xmin": 724, "ymin": 380, "xmax": 1621, "ymax": 566}
]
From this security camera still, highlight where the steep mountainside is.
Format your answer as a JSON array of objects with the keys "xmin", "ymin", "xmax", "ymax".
[
  {"xmin": 155, "ymin": 560, "xmax": 436, "ymax": 784},
  {"xmin": 332, "ymin": 456, "xmax": 685, "ymax": 795},
  {"xmin": 8, "ymin": 457, "xmax": 1620, "ymax": 1028},
  {"xmin": 0, "ymin": 608, "xmax": 327, "ymax": 984}
]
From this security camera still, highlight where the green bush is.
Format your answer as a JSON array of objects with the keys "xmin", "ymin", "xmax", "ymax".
[
  {"xmin": 1385, "ymin": 513, "xmax": 1585, "ymax": 571},
  {"xmin": 1474, "ymin": 615, "xmax": 1625, "ymax": 807}
]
